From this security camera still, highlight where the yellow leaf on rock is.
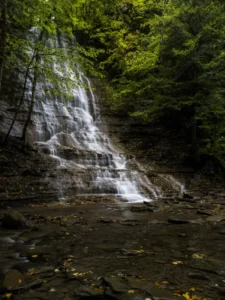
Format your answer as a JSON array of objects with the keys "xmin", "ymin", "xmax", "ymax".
[
  {"xmin": 172, "ymin": 261, "xmax": 183, "ymax": 265},
  {"xmin": 4, "ymin": 293, "xmax": 12, "ymax": 299},
  {"xmin": 183, "ymin": 292, "xmax": 191, "ymax": 300},
  {"xmin": 134, "ymin": 249, "xmax": 145, "ymax": 253},
  {"xmin": 182, "ymin": 291, "xmax": 208, "ymax": 300},
  {"xmin": 155, "ymin": 281, "xmax": 169, "ymax": 287},
  {"xmin": 18, "ymin": 279, "xmax": 22, "ymax": 284},
  {"xmin": 27, "ymin": 268, "xmax": 35, "ymax": 275},
  {"xmin": 32, "ymin": 255, "xmax": 38, "ymax": 258},
  {"xmin": 192, "ymin": 253, "xmax": 206, "ymax": 259},
  {"xmin": 128, "ymin": 290, "xmax": 135, "ymax": 294}
]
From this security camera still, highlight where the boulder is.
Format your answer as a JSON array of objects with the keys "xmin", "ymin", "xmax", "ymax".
[
  {"xmin": 2, "ymin": 210, "xmax": 29, "ymax": 229},
  {"xmin": 103, "ymin": 276, "xmax": 129, "ymax": 293},
  {"xmin": 3, "ymin": 269, "xmax": 26, "ymax": 290}
]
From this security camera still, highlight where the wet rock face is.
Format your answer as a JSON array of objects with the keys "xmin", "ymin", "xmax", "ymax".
[
  {"xmin": 0, "ymin": 100, "xmax": 30, "ymax": 140},
  {"xmin": 95, "ymin": 81, "xmax": 225, "ymax": 196},
  {"xmin": 0, "ymin": 137, "xmax": 58, "ymax": 205},
  {"xmin": 0, "ymin": 54, "xmax": 193, "ymax": 203}
]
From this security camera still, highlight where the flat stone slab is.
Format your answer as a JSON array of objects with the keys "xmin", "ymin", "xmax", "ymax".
[{"xmin": 168, "ymin": 218, "xmax": 190, "ymax": 224}]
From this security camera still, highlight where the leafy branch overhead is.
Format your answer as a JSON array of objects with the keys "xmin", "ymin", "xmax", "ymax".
[
  {"xmin": 1, "ymin": 0, "xmax": 225, "ymax": 166},
  {"xmin": 80, "ymin": 0, "xmax": 225, "ymax": 167}
]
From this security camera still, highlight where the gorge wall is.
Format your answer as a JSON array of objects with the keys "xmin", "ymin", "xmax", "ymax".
[
  {"xmin": 0, "ymin": 35, "xmax": 224, "ymax": 205},
  {"xmin": 0, "ymin": 33, "xmax": 179, "ymax": 204},
  {"xmin": 0, "ymin": 75, "xmax": 184, "ymax": 204},
  {"xmin": 96, "ymin": 81, "xmax": 225, "ymax": 197}
]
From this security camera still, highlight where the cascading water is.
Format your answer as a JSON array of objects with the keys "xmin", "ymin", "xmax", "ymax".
[{"xmin": 28, "ymin": 34, "xmax": 161, "ymax": 202}]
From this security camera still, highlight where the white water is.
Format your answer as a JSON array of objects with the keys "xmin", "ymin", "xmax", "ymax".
[{"xmin": 29, "ymin": 36, "xmax": 161, "ymax": 202}]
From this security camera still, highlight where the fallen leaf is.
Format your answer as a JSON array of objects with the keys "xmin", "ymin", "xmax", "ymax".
[
  {"xmin": 134, "ymin": 249, "xmax": 145, "ymax": 253},
  {"xmin": 172, "ymin": 261, "xmax": 183, "ymax": 265},
  {"xmin": 72, "ymin": 272, "xmax": 81, "ymax": 277},
  {"xmin": 4, "ymin": 293, "xmax": 12, "ymax": 299},
  {"xmin": 155, "ymin": 280, "xmax": 169, "ymax": 287},
  {"xmin": 49, "ymin": 288, "xmax": 56, "ymax": 292},
  {"xmin": 32, "ymin": 255, "xmax": 38, "ymax": 258},
  {"xmin": 128, "ymin": 290, "xmax": 135, "ymax": 294},
  {"xmin": 192, "ymin": 253, "xmax": 206, "ymax": 259},
  {"xmin": 183, "ymin": 292, "xmax": 191, "ymax": 300},
  {"xmin": 182, "ymin": 291, "xmax": 208, "ymax": 300},
  {"xmin": 27, "ymin": 268, "xmax": 35, "ymax": 276}
]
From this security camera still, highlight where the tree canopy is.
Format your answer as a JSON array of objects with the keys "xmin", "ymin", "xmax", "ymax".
[
  {"xmin": 82, "ymin": 0, "xmax": 225, "ymax": 167},
  {"xmin": 1, "ymin": 0, "xmax": 225, "ymax": 166}
]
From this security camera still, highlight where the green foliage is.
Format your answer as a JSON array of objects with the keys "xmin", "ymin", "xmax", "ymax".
[
  {"xmin": 3, "ymin": 0, "xmax": 103, "ymax": 84},
  {"xmin": 83, "ymin": 0, "xmax": 225, "ymax": 165},
  {"xmin": 2, "ymin": 0, "xmax": 225, "ymax": 165}
]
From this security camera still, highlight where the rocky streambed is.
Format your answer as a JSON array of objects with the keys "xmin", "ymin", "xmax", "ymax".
[{"xmin": 0, "ymin": 195, "xmax": 225, "ymax": 300}]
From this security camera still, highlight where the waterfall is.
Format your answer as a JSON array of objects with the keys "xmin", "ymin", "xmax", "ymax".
[{"xmin": 25, "ymin": 34, "xmax": 162, "ymax": 202}]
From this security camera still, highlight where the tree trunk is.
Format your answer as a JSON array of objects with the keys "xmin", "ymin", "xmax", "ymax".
[
  {"xmin": 0, "ymin": 0, "xmax": 7, "ymax": 92},
  {"xmin": 21, "ymin": 57, "xmax": 38, "ymax": 142},
  {"xmin": 21, "ymin": 30, "xmax": 45, "ymax": 142},
  {"xmin": 3, "ymin": 29, "xmax": 44, "ymax": 145},
  {"xmin": 191, "ymin": 118, "xmax": 197, "ymax": 153},
  {"xmin": 159, "ymin": 0, "xmax": 167, "ymax": 64},
  {"xmin": 191, "ymin": 115, "xmax": 200, "ymax": 163},
  {"xmin": 2, "ymin": 51, "xmax": 36, "ymax": 145}
]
